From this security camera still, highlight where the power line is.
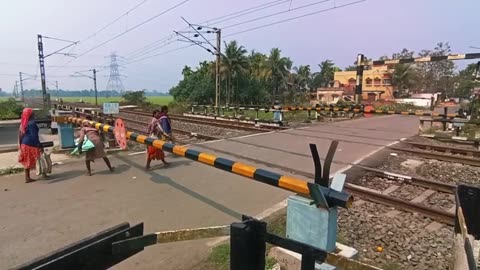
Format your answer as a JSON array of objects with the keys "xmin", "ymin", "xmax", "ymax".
[
  {"xmin": 54, "ymin": 0, "xmax": 191, "ymax": 71},
  {"xmin": 119, "ymin": 0, "xmax": 366, "ymax": 67},
  {"xmin": 203, "ymin": 0, "xmax": 291, "ymax": 25},
  {"xmin": 222, "ymin": 0, "xmax": 331, "ymax": 30},
  {"xmin": 124, "ymin": 35, "xmax": 177, "ymax": 60},
  {"xmin": 198, "ymin": 0, "xmax": 286, "ymax": 25},
  {"xmin": 76, "ymin": 0, "xmax": 191, "ymax": 58},
  {"xmin": 83, "ymin": 0, "xmax": 148, "ymax": 42},
  {"xmin": 121, "ymin": 0, "xmax": 291, "ymax": 62},
  {"xmin": 122, "ymin": 44, "xmax": 195, "ymax": 66},
  {"xmin": 224, "ymin": 0, "xmax": 366, "ymax": 37}
]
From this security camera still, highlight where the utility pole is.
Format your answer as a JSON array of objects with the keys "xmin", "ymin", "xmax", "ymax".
[
  {"xmin": 55, "ymin": 81, "xmax": 59, "ymax": 98},
  {"xmin": 14, "ymin": 81, "xmax": 18, "ymax": 98},
  {"xmin": 36, "ymin": 34, "xmax": 78, "ymax": 108},
  {"xmin": 355, "ymin": 54, "xmax": 365, "ymax": 104},
  {"xmin": 177, "ymin": 17, "xmax": 221, "ymax": 113},
  {"xmin": 93, "ymin": 69, "xmax": 98, "ymax": 106},
  {"xmin": 215, "ymin": 29, "xmax": 221, "ymax": 114},
  {"xmin": 37, "ymin": 34, "xmax": 48, "ymax": 108},
  {"xmin": 19, "ymin": 72, "xmax": 25, "ymax": 101},
  {"xmin": 71, "ymin": 69, "xmax": 98, "ymax": 105}
]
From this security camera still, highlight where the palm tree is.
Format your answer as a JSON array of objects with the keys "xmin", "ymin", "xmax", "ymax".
[
  {"xmin": 249, "ymin": 50, "xmax": 270, "ymax": 81},
  {"xmin": 266, "ymin": 48, "xmax": 291, "ymax": 103},
  {"xmin": 221, "ymin": 41, "xmax": 249, "ymax": 105},
  {"xmin": 294, "ymin": 65, "xmax": 311, "ymax": 89},
  {"xmin": 392, "ymin": 64, "xmax": 418, "ymax": 96}
]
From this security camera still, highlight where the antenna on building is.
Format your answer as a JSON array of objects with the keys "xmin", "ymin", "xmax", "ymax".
[{"xmin": 105, "ymin": 52, "xmax": 125, "ymax": 94}]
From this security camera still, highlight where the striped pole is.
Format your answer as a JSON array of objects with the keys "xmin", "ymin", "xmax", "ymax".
[
  {"xmin": 66, "ymin": 117, "xmax": 353, "ymax": 209},
  {"xmin": 362, "ymin": 53, "xmax": 480, "ymax": 66},
  {"xmin": 355, "ymin": 54, "xmax": 365, "ymax": 104}
]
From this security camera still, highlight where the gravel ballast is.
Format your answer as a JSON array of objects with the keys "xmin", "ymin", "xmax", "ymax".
[{"xmin": 338, "ymin": 201, "xmax": 453, "ymax": 270}]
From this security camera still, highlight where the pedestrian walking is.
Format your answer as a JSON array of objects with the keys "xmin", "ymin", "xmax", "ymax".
[
  {"xmin": 159, "ymin": 106, "xmax": 173, "ymax": 142},
  {"xmin": 18, "ymin": 108, "xmax": 42, "ymax": 183},
  {"xmin": 77, "ymin": 116, "xmax": 114, "ymax": 176},
  {"xmin": 146, "ymin": 109, "xmax": 168, "ymax": 170}
]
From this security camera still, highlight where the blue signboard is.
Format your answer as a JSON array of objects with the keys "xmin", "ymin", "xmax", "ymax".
[{"xmin": 103, "ymin": 103, "xmax": 119, "ymax": 114}]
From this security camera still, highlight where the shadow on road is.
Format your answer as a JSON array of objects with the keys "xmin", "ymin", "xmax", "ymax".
[
  {"xmin": 43, "ymin": 170, "xmax": 85, "ymax": 184},
  {"xmin": 116, "ymin": 155, "xmax": 243, "ymax": 220}
]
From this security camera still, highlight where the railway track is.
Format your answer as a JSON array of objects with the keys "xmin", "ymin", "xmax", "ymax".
[
  {"xmin": 187, "ymin": 141, "xmax": 456, "ymax": 225},
  {"xmin": 33, "ymin": 100, "xmax": 458, "ymax": 224},
  {"xmin": 54, "ymin": 102, "xmax": 280, "ymax": 133},
  {"xmin": 73, "ymin": 111, "xmax": 219, "ymax": 145},
  {"xmin": 391, "ymin": 141, "xmax": 480, "ymax": 167}
]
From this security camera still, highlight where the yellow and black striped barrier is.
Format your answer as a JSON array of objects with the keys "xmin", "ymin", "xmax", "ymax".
[
  {"xmin": 192, "ymin": 105, "xmax": 461, "ymax": 117},
  {"xmin": 66, "ymin": 116, "xmax": 353, "ymax": 209}
]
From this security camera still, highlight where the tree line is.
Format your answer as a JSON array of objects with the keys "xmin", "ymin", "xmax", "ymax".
[{"xmin": 170, "ymin": 41, "xmax": 479, "ymax": 105}]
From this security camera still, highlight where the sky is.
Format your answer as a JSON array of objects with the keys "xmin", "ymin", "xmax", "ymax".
[{"xmin": 0, "ymin": 0, "xmax": 479, "ymax": 93}]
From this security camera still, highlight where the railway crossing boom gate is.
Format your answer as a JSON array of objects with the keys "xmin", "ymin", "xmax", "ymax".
[
  {"xmin": 354, "ymin": 52, "xmax": 480, "ymax": 104},
  {"xmin": 14, "ymin": 116, "xmax": 355, "ymax": 270}
]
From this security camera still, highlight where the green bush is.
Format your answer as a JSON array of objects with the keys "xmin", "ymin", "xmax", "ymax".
[
  {"xmin": 122, "ymin": 91, "xmax": 147, "ymax": 105},
  {"xmin": 0, "ymin": 98, "xmax": 24, "ymax": 118}
]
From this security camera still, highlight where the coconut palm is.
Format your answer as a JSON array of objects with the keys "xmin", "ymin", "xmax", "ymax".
[
  {"xmin": 266, "ymin": 48, "xmax": 291, "ymax": 103},
  {"xmin": 221, "ymin": 41, "xmax": 249, "ymax": 105},
  {"xmin": 392, "ymin": 64, "xmax": 418, "ymax": 96}
]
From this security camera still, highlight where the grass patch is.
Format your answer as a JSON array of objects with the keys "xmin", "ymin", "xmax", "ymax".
[
  {"xmin": 206, "ymin": 244, "xmax": 230, "ymax": 270},
  {"xmin": 0, "ymin": 166, "xmax": 24, "ymax": 176},
  {"xmin": 382, "ymin": 262, "xmax": 403, "ymax": 270},
  {"xmin": 198, "ymin": 208, "xmax": 286, "ymax": 270}
]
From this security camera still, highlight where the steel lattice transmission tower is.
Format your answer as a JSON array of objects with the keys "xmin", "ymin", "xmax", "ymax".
[{"xmin": 105, "ymin": 53, "xmax": 125, "ymax": 93}]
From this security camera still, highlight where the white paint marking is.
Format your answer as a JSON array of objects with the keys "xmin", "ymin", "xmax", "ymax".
[
  {"xmin": 206, "ymin": 199, "xmax": 289, "ymax": 247},
  {"xmin": 128, "ymin": 151, "xmax": 146, "ymax": 156},
  {"xmin": 333, "ymin": 140, "xmax": 401, "ymax": 177},
  {"xmin": 233, "ymin": 130, "xmax": 275, "ymax": 140}
]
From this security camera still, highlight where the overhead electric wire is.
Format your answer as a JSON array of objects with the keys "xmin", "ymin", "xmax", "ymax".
[
  {"xmin": 201, "ymin": 0, "xmax": 291, "ymax": 26},
  {"xmin": 83, "ymin": 0, "xmax": 148, "ymax": 42},
  {"xmin": 76, "ymin": 0, "xmax": 191, "ymax": 58},
  {"xmin": 42, "ymin": 36, "xmax": 78, "ymax": 43},
  {"xmin": 224, "ymin": 0, "xmax": 366, "ymax": 37},
  {"xmin": 198, "ymin": 0, "xmax": 287, "ymax": 25},
  {"xmin": 122, "ymin": 0, "xmax": 292, "ymax": 62},
  {"xmin": 124, "ymin": 35, "xmax": 177, "ymax": 60},
  {"xmin": 221, "ymin": 0, "xmax": 331, "ymax": 30},
  {"xmin": 53, "ymin": 0, "xmax": 191, "ymax": 71},
  {"xmin": 118, "ymin": 0, "xmax": 365, "ymax": 67}
]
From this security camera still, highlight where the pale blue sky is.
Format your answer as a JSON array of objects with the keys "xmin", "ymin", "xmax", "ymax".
[{"xmin": 0, "ymin": 0, "xmax": 479, "ymax": 92}]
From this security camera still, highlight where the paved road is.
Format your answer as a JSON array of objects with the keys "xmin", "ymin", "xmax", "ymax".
[{"xmin": 0, "ymin": 114, "xmax": 420, "ymax": 269}]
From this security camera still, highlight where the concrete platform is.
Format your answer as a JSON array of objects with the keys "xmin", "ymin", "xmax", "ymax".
[{"xmin": 0, "ymin": 114, "xmax": 420, "ymax": 269}]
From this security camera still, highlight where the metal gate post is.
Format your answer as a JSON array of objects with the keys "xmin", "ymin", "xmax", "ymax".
[{"xmin": 230, "ymin": 218, "xmax": 266, "ymax": 270}]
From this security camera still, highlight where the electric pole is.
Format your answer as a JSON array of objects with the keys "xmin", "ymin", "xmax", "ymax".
[
  {"xmin": 55, "ymin": 81, "xmax": 59, "ymax": 98},
  {"xmin": 93, "ymin": 69, "xmax": 98, "ymax": 106},
  {"xmin": 355, "ymin": 54, "xmax": 365, "ymax": 104},
  {"xmin": 176, "ymin": 17, "xmax": 221, "ymax": 113},
  {"xmin": 37, "ymin": 34, "xmax": 47, "ymax": 107},
  {"xmin": 215, "ymin": 29, "xmax": 221, "ymax": 113},
  {"xmin": 19, "ymin": 72, "xmax": 24, "ymax": 101},
  {"xmin": 36, "ymin": 34, "xmax": 78, "ymax": 108},
  {"xmin": 71, "ymin": 69, "xmax": 99, "ymax": 106},
  {"xmin": 14, "ymin": 81, "xmax": 18, "ymax": 98}
]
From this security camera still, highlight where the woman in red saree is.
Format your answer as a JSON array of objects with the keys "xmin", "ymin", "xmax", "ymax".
[
  {"xmin": 18, "ymin": 108, "xmax": 42, "ymax": 183},
  {"xmin": 146, "ymin": 109, "xmax": 168, "ymax": 170}
]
